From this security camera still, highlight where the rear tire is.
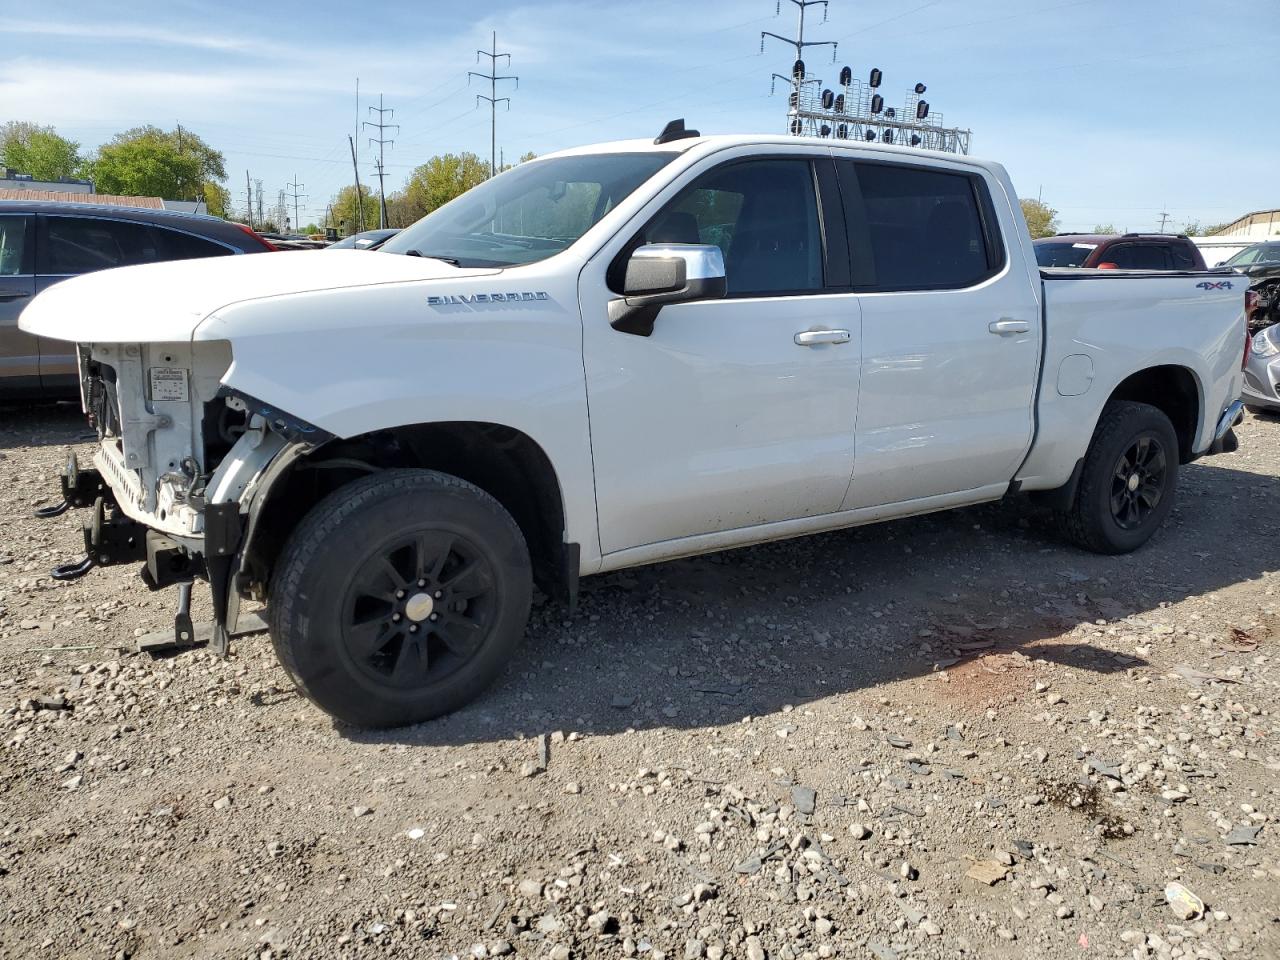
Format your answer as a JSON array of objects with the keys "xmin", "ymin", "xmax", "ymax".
[
  {"xmin": 1057, "ymin": 401, "xmax": 1179, "ymax": 555},
  {"xmin": 269, "ymin": 469, "xmax": 532, "ymax": 728}
]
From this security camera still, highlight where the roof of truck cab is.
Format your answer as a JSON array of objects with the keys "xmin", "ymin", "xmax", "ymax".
[{"xmin": 537, "ymin": 134, "xmax": 999, "ymax": 170}]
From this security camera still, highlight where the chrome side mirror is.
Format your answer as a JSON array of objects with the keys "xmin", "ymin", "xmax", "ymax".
[{"xmin": 609, "ymin": 244, "xmax": 727, "ymax": 337}]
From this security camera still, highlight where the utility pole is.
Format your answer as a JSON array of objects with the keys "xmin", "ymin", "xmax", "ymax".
[
  {"xmin": 347, "ymin": 135, "xmax": 367, "ymax": 233},
  {"xmin": 176, "ymin": 122, "xmax": 186, "ymax": 200},
  {"xmin": 286, "ymin": 175, "xmax": 307, "ymax": 234},
  {"xmin": 363, "ymin": 94, "xmax": 398, "ymax": 228},
  {"xmin": 1158, "ymin": 206, "xmax": 1171, "ymax": 233},
  {"xmin": 469, "ymin": 31, "xmax": 518, "ymax": 177},
  {"xmin": 254, "ymin": 180, "xmax": 264, "ymax": 231},
  {"xmin": 762, "ymin": 0, "xmax": 835, "ymax": 135},
  {"xmin": 244, "ymin": 170, "xmax": 253, "ymax": 229}
]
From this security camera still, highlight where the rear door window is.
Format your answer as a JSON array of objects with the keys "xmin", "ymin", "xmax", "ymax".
[
  {"xmin": 839, "ymin": 160, "xmax": 1002, "ymax": 291},
  {"xmin": 37, "ymin": 216, "xmax": 163, "ymax": 275}
]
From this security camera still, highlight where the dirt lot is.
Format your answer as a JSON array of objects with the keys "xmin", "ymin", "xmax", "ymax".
[{"xmin": 1, "ymin": 404, "xmax": 1277, "ymax": 960}]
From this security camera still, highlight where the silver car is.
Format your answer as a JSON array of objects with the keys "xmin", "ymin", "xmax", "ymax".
[{"xmin": 1243, "ymin": 323, "xmax": 1280, "ymax": 412}]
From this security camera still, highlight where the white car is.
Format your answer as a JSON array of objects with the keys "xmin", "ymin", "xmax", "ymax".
[{"xmin": 20, "ymin": 123, "xmax": 1249, "ymax": 727}]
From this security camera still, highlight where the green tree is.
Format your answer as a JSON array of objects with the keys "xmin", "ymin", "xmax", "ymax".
[
  {"xmin": 1019, "ymin": 198, "xmax": 1059, "ymax": 239},
  {"xmin": 85, "ymin": 125, "xmax": 226, "ymax": 202},
  {"xmin": 202, "ymin": 181, "xmax": 231, "ymax": 218},
  {"xmin": 0, "ymin": 121, "xmax": 81, "ymax": 181},
  {"xmin": 398, "ymin": 152, "xmax": 490, "ymax": 222},
  {"xmin": 1182, "ymin": 220, "xmax": 1231, "ymax": 237},
  {"xmin": 329, "ymin": 185, "xmax": 380, "ymax": 235},
  {"xmin": 1092, "ymin": 223, "xmax": 1117, "ymax": 234}
]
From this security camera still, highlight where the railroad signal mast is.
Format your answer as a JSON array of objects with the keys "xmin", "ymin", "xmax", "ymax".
[{"xmin": 761, "ymin": 0, "xmax": 971, "ymax": 154}]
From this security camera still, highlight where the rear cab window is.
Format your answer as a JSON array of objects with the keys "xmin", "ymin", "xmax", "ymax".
[{"xmin": 1103, "ymin": 244, "xmax": 1171, "ymax": 270}]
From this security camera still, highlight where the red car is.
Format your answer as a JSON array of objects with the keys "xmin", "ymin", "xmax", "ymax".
[{"xmin": 1034, "ymin": 233, "xmax": 1207, "ymax": 271}]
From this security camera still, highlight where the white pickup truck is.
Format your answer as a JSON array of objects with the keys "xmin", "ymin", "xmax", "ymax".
[{"xmin": 20, "ymin": 124, "xmax": 1249, "ymax": 728}]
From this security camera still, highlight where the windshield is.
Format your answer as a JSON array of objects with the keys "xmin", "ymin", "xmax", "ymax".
[
  {"xmin": 1035, "ymin": 241, "xmax": 1095, "ymax": 267},
  {"xmin": 1225, "ymin": 243, "xmax": 1280, "ymax": 266},
  {"xmin": 381, "ymin": 151, "xmax": 680, "ymax": 267}
]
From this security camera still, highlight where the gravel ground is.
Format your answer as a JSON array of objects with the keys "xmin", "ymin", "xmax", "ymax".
[{"xmin": 1, "ymin": 403, "xmax": 1278, "ymax": 960}]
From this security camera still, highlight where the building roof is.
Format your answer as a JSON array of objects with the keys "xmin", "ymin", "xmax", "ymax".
[
  {"xmin": 1212, "ymin": 209, "xmax": 1280, "ymax": 236},
  {"xmin": 0, "ymin": 188, "xmax": 164, "ymax": 208}
]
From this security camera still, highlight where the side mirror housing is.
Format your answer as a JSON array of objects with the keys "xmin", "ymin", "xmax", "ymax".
[{"xmin": 609, "ymin": 244, "xmax": 727, "ymax": 336}]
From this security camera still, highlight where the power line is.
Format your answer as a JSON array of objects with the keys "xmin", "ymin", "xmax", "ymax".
[
  {"xmin": 363, "ymin": 94, "xmax": 398, "ymax": 229},
  {"xmin": 469, "ymin": 31, "xmax": 517, "ymax": 177}
]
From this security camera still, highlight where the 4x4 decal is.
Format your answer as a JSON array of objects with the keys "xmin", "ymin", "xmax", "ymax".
[{"xmin": 1196, "ymin": 281, "xmax": 1234, "ymax": 291}]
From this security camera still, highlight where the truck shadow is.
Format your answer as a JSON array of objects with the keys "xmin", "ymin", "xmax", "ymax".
[{"xmin": 344, "ymin": 450, "xmax": 1280, "ymax": 748}]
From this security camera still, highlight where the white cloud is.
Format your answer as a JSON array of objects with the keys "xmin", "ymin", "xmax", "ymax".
[{"xmin": 0, "ymin": 18, "xmax": 284, "ymax": 57}]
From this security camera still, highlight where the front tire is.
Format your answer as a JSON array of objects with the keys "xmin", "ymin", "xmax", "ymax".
[
  {"xmin": 269, "ymin": 469, "xmax": 532, "ymax": 728},
  {"xmin": 1057, "ymin": 401, "xmax": 1179, "ymax": 555}
]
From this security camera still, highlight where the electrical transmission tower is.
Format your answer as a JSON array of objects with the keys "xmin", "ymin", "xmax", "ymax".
[
  {"xmin": 363, "ymin": 95, "xmax": 398, "ymax": 228},
  {"xmin": 469, "ymin": 31, "xmax": 518, "ymax": 177},
  {"xmin": 761, "ymin": 0, "xmax": 972, "ymax": 153},
  {"xmin": 254, "ymin": 180, "xmax": 264, "ymax": 230},
  {"xmin": 286, "ymin": 175, "xmax": 307, "ymax": 234}
]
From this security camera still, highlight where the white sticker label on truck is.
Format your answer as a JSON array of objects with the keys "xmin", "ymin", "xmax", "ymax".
[{"xmin": 148, "ymin": 366, "xmax": 188, "ymax": 402}]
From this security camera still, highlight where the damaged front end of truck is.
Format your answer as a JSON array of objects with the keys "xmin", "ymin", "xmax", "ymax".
[{"xmin": 39, "ymin": 339, "xmax": 330, "ymax": 654}]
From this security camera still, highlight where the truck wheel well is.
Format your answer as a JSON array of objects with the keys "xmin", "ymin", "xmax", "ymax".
[
  {"xmin": 244, "ymin": 422, "xmax": 570, "ymax": 603},
  {"xmin": 1105, "ymin": 365, "xmax": 1199, "ymax": 462}
]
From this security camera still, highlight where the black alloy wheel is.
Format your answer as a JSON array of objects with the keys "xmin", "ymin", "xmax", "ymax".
[
  {"xmin": 1108, "ymin": 435, "xmax": 1167, "ymax": 531},
  {"xmin": 343, "ymin": 531, "xmax": 496, "ymax": 689}
]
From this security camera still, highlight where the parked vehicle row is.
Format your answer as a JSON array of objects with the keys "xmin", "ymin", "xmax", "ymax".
[
  {"xmin": 1033, "ymin": 232, "xmax": 1206, "ymax": 270},
  {"xmin": 19, "ymin": 128, "xmax": 1249, "ymax": 727},
  {"xmin": 0, "ymin": 201, "xmax": 276, "ymax": 400},
  {"xmin": 1219, "ymin": 241, "xmax": 1280, "ymax": 332}
]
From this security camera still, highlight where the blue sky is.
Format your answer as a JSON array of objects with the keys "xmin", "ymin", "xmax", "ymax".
[{"xmin": 3, "ymin": 0, "xmax": 1275, "ymax": 231}]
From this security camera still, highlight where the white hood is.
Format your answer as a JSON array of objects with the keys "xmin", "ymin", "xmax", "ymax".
[{"xmin": 19, "ymin": 250, "xmax": 498, "ymax": 344}]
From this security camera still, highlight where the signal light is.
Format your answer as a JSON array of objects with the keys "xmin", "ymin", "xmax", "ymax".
[
  {"xmin": 871, "ymin": 94, "xmax": 884, "ymax": 114},
  {"xmin": 916, "ymin": 100, "xmax": 930, "ymax": 119},
  {"xmin": 869, "ymin": 68, "xmax": 882, "ymax": 88},
  {"xmin": 914, "ymin": 82, "xmax": 927, "ymax": 94}
]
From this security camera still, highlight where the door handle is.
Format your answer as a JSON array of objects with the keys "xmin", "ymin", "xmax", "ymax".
[
  {"xmin": 0, "ymin": 292, "xmax": 31, "ymax": 302},
  {"xmin": 988, "ymin": 318, "xmax": 1030, "ymax": 335},
  {"xmin": 794, "ymin": 329, "xmax": 851, "ymax": 346}
]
